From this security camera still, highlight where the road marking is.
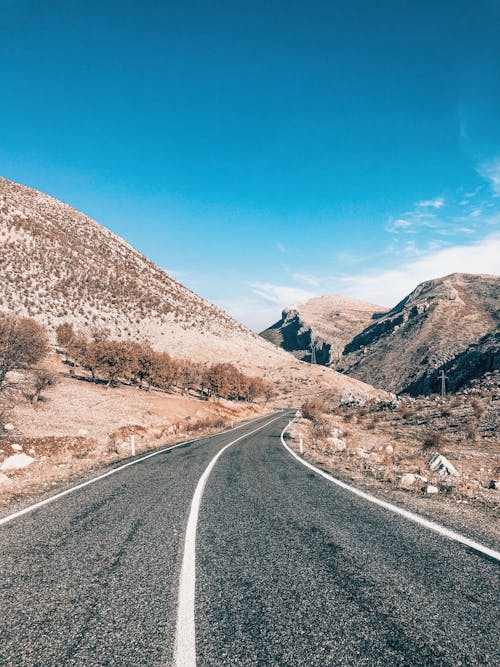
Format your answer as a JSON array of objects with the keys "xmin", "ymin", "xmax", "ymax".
[
  {"xmin": 281, "ymin": 419, "xmax": 500, "ymax": 562},
  {"xmin": 0, "ymin": 413, "xmax": 272, "ymax": 528},
  {"xmin": 174, "ymin": 413, "xmax": 285, "ymax": 667}
]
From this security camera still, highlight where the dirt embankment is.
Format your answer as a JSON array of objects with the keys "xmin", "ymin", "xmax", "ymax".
[{"xmin": 0, "ymin": 359, "xmax": 271, "ymax": 508}]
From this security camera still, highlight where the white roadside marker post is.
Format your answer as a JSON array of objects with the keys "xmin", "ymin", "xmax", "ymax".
[
  {"xmin": 299, "ymin": 437, "xmax": 304, "ymax": 455},
  {"xmin": 131, "ymin": 435, "xmax": 136, "ymax": 457}
]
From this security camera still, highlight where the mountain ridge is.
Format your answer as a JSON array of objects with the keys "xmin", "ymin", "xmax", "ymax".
[{"xmin": 260, "ymin": 294, "xmax": 387, "ymax": 365}]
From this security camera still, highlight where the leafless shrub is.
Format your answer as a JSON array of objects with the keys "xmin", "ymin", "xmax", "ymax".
[
  {"xmin": 421, "ymin": 430, "xmax": 447, "ymax": 452},
  {"xmin": 56, "ymin": 321, "xmax": 75, "ymax": 349},
  {"xmin": 399, "ymin": 405, "xmax": 414, "ymax": 419},
  {"xmin": 22, "ymin": 368, "xmax": 57, "ymax": 404},
  {"xmin": 471, "ymin": 399, "xmax": 486, "ymax": 419},
  {"xmin": 312, "ymin": 417, "xmax": 331, "ymax": 439},
  {"xmin": 0, "ymin": 313, "xmax": 49, "ymax": 391},
  {"xmin": 301, "ymin": 397, "xmax": 327, "ymax": 422}
]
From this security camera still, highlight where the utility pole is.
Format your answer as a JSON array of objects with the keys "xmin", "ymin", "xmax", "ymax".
[
  {"xmin": 311, "ymin": 345, "xmax": 316, "ymax": 364},
  {"xmin": 439, "ymin": 370, "xmax": 447, "ymax": 398}
]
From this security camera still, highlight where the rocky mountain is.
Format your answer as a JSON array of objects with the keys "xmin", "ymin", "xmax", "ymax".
[
  {"xmin": 0, "ymin": 176, "xmax": 380, "ymax": 402},
  {"xmin": 405, "ymin": 330, "xmax": 499, "ymax": 395},
  {"xmin": 260, "ymin": 295, "xmax": 387, "ymax": 365},
  {"xmin": 337, "ymin": 273, "xmax": 499, "ymax": 395}
]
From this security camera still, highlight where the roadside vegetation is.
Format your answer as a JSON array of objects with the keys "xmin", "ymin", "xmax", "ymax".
[
  {"xmin": 0, "ymin": 314, "xmax": 272, "ymax": 506},
  {"xmin": 292, "ymin": 382, "xmax": 499, "ymax": 533},
  {"xmin": 56, "ymin": 322, "xmax": 271, "ymax": 401}
]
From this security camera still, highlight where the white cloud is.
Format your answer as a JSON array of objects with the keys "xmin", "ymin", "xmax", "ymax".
[
  {"xmin": 417, "ymin": 197, "xmax": 445, "ymax": 209},
  {"xmin": 292, "ymin": 272, "xmax": 322, "ymax": 286},
  {"xmin": 249, "ymin": 282, "xmax": 318, "ymax": 306},
  {"xmin": 477, "ymin": 159, "xmax": 500, "ymax": 196},
  {"xmin": 276, "ymin": 241, "xmax": 286, "ymax": 253},
  {"xmin": 340, "ymin": 234, "xmax": 500, "ymax": 307},
  {"xmin": 215, "ymin": 296, "xmax": 283, "ymax": 332},
  {"xmin": 385, "ymin": 218, "xmax": 415, "ymax": 233}
]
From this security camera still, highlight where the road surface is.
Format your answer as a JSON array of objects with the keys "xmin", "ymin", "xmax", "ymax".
[{"xmin": 1, "ymin": 412, "xmax": 498, "ymax": 666}]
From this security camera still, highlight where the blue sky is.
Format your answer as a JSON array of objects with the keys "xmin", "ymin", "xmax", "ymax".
[{"xmin": 1, "ymin": 0, "xmax": 499, "ymax": 330}]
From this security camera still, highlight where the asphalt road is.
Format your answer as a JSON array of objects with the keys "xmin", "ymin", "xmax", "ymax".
[{"xmin": 1, "ymin": 412, "xmax": 499, "ymax": 666}]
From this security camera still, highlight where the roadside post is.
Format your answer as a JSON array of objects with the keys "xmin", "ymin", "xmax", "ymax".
[{"xmin": 131, "ymin": 435, "xmax": 136, "ymax": 457}]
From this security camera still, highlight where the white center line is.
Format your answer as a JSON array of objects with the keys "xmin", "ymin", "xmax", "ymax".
[
  {"xmin": 173, "ymin": 413, "xmax": 284, "ymax": 667},
  {"xmin": 280, "ymin": 419, "xmax": 500, "ymax": 562}
]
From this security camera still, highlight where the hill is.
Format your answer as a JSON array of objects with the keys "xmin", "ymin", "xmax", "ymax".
[
  {"xmin": 0, "ymin": 177, "xmax": 380, "ymax": 403},
  {"xmin": 337, "ymin": 273, "xmax": 499, "ymax": 394},
  {"xmin": 260, "ymin": 295, "xmax": 387, "ymax": 365}
]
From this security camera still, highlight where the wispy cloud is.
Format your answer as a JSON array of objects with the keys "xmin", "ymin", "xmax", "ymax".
[
  {"xmin": 276, "ymin": 241, "xmax": 287, "ymax": 253},
  {"xmin": 385, "ymin": 217, "xmax": 416, "ymax": 233},
  {"xmin": 340, "ymin": 233, "xmax": 500, "ymax": 307},
  {"xmin": 249, "ymin": 282, "xmax": 318, "ymax": 306},
  {"xmin": 477, "ymin": 158, "xmax": 500, "ymax": 196},
  {"xmin": 417, "ymin": 197, "xmax": 444, "ymax": 209},
  {"xmin": 291, "ymin": 272, "xmax": 322, "ymax": 287}
]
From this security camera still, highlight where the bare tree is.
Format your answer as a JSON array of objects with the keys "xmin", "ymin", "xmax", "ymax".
[
  {"xmin": 22, "ymin": 368, "xmax": 57, "ymax": 404},
  {"xmin": 0, "ymin": 314, "xmax": 49, "ymax": 391}
]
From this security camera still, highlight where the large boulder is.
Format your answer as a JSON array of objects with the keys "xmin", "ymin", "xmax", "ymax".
[{"xmin": 1, "ymin": 453, "xmax": 36, "ymax": 471}]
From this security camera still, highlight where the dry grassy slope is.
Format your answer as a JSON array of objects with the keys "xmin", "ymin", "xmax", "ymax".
[
  {"xmin": 337, "ymin": 273, "xmax": 499, "ymax": 395},
  {"xmin": 260, "ymin": 294, "xmax": 387, "ymax": 364},
  {"xmin": 0, "ymin": 177, "xmax": 381, "ymax": 402}
]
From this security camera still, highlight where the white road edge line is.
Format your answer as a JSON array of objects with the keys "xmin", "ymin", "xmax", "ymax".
[
  {"xmin": 0, "ymin": 413, "xmax": 272, "ymax": 528},
  {"xmin": 281, "ymin": 419, "xmax": 500, "ymax": 562},
  {"xmin": 174, "ymin": 413, "xmax": 284, "ymax": 667}
]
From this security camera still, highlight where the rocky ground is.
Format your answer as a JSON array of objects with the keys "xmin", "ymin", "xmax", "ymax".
[{"xmin": 290, "ymin": 373, "xmax": 499, "ymax": 545}]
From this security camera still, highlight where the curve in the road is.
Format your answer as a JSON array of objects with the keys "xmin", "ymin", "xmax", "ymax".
[{"xmin": 280, "ymin": 418, "xmax": 500, "ymax": 562}]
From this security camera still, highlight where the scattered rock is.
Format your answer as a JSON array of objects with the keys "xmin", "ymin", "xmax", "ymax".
[
  {"xmin": 1, "ymin": 453, "xmax": 36, "ymax": 471},
  {"xmin": 76, "ymin": 428, "xmax": 89, "ymax": 437},
  {"xmin": 28, "ymin": 448, "xmax": 36, "ymax": 455},
  {"xmin": 327, "ymin": 436, "xmax": 346, "ymax": 452},
  {"xmin": 3, "ymin": 423, "xmax": 14, "ymax": 432},
  {"xmin": 427, "ymin": 453, "xmax": 459, "ymax": 478},
  {"xmin": 357, "ymin": 448, "xmax": 371, "ymax": 458},
  {"xmin": 488, "ymin": 480, "xmax": 499, "ymax": 490},
  {"xmin": 424, "ymin": 484, "xmax": 439, "ymax": 494},
  {"xmin": 399, "ymin": 473, "xmax": 428, "ymax": 488},
  {"xmin": 385, "ymin": 445, "xmax": 394, "ymax": 455},
  {"xmin": 11, "ymin": 443, "xmax": 23, "ymax": 452},
  {"xmin": 0, "ymin": 471, "xmax": 12, "ymax": 486}
]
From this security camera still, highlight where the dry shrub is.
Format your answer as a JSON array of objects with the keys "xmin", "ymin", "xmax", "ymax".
[
  {"xmin": 471, "ymin": 399, "xmax": 486, "ymax": 419},
  {"xmin": 399, "ymin": 405, "xmax": 414, "ymax": 419},
  {"xmin": 312, "ymin": 417, "xmax": 331, "ymax": 439},
  {"xmin": 301, "ymin": 397, "xmax": 327, "ymax": 422},
  {"xmin": 421, "ymin": 430, "xmax": 447, "ymax": 452},
  {"xmin": 22, "ymin": 368, "xmax": 57, "ymax": 404},
  {"xmin": 0, "ymin": 313, "xmax": 49, "ymax": 390}
]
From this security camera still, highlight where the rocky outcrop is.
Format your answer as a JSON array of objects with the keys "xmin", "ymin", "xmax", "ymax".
[
  {"xmin": 405, "ymin": 330, "xmax": 499, "ymax": 395},
  {"xmin": 260, "ymin": 295, "xmax": 386, "ymax": 365},
  {"xmin": 337, "ymin": 273, "xmax": 499, "ymax": 395}
]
